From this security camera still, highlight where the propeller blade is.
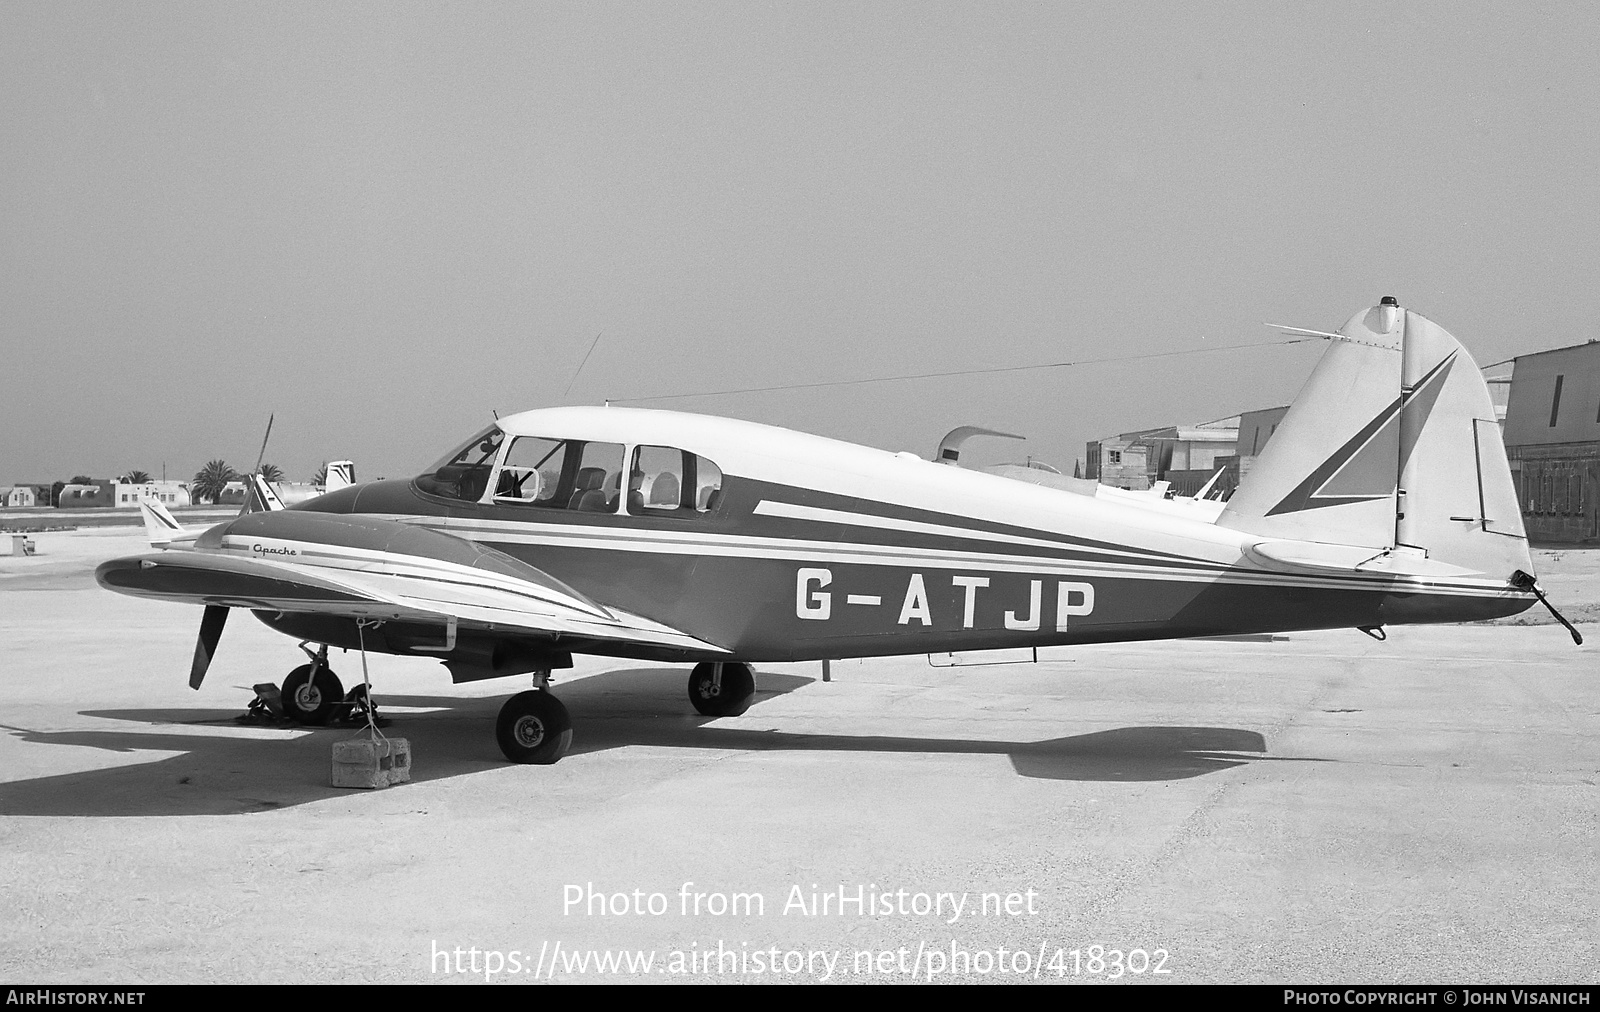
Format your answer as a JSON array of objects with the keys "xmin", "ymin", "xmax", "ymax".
[
  {"xmin": 240, "ymin": 414, "xmax": 276, "ymax": 518},
  {"xmin": 190, "ymin": 605, "xmax": 229, "ymax": 689},
  {"xmin": 252, "ymin": 413, "xmax": 274, "ymax": 475}
]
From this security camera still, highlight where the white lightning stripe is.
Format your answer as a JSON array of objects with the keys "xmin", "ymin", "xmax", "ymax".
[
  {"xmin": 753, "ymin": 499, "xmax": 1186, "ymax": 564},
  {"xmin": 160, "ymin": 551, "xmax": 723, "ymax": 652},
  {"xmin": 214, "ymin": 536, "xmax": 609, "ymax": 618},
  {"xmin": 426, "ymin": 513, "xmax": 1231, "ymax": 576},
  {"xmin": 419, "ymin": 508, "xmax": 1200, "ymax": 568},
  {"xmin": 345, "ymin": 513, "xmax": 1515, "ymax": 599},
  {"xmin": 431, "ymin": 524, "xmax": 1512, "ymax": 598}
]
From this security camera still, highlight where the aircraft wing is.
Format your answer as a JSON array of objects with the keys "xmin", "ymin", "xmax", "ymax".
[{"xmin": 97, "ymin": 531, "xmax": 727, "ymax": 656}]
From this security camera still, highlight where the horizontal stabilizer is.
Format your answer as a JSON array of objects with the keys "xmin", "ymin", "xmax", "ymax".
[
  {"xmin": 1246, "ymin": 539, "xmax": 1483, "ymax": 579},
  {"xmin": 982, "ymin": 463, "xmax": 1101, "ymax": 496},
  {"xmin": 982, "ymin": 463, "xmax": 1229, "ymax": 522}
]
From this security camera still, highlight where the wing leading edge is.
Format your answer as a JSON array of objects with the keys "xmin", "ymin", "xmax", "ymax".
[{"xmin": 96, "ymin": 518, "xmax": 726, "ymax": 658}]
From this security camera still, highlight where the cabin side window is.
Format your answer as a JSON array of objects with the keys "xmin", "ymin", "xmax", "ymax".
[
  {"xmin": 628, "ymin": 445, "xmax": 723, "ymax": 516},
  {"xmin": 571, "ymin": 441, "xmax": 626, "ymax": 512},
  {"xmin": 493, "ymin": 436, "xmax": 568, "ymax": 506},
  {"xmin": 491, "ymin": 437, "xmax": 626, "ymax": 513}
]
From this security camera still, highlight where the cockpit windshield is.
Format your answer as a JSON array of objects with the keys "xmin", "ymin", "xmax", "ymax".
[{"xmin": 414, "ymin": 425, "xmax": 504, "ymax": 502}]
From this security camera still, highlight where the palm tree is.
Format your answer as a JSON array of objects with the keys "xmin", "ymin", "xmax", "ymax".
[
  {"xmin": 122, "ymin": 470, "xmax": 152, "ymax": 484},
  {"xmin": 259, "ymin": 463, "xmax": 284, "ymax": 483},
  {"xmin": 312, "ymin": 463, "xmax": 328, "ymax": 486},
  {"xmin": 191, "ymin": 460, "xmax": 239, "ymax": 505}
]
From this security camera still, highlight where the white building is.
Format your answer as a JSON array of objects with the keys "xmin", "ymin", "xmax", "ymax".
[
  {"xmin": 111, "ymin": 481, "xmax": 192, "ymax": 508},
  {"xmin": 274, "ymin": 481, "xmax": 324, "ymax": 505},
  {"xmin": 1086, "ymin": 415, "xmax": 1241, "ymax": 492}
]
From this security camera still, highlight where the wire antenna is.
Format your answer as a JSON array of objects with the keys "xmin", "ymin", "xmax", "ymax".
[
  {"xmin": 609, "ymin": 337, "xmax": 1318, "ymax": 404},
  {"xmin": 1266, "ymin": 324, "xmax": 1346, "ymax": 340}
]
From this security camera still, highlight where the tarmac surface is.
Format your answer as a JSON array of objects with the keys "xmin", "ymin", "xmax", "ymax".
[{"xmin": 1, "ymin": 528, "xmax": 1596, "ymax": 984}]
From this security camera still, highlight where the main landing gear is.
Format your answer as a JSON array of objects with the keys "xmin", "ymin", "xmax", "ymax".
[
  {"xmin": 687, "ymin": 661, "xmax": 756, "ymax": 717},
  {"xmin": 266, "ymin": 650, "xmax": 761, "ymax": 762},
  {"xmin": 491, "ymin": 661, "xmax": 759, "ymax": 764},
  {"xmin": 495, "ymin": 670, "xmax": 573, "ymax": 765}
]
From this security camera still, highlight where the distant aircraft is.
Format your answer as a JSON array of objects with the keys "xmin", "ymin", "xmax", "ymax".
[
  {"xmin": 323, "ymin": 460, "xmax": 355, "ymax": 494},
  {"xmin": 99, "ymin": 299, "xmax": 1574, "ymax": 764}
]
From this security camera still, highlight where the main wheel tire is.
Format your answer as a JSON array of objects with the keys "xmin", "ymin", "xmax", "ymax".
[
  {"xmin": 495, "ymin": 691, "xmax": 573, "ymax": 764},
  {"xmin": 281, "ymin": 663, "xmax": 344, "ymax": 725},
  {"xmin": 687, "ymin": 662, "xmax": 756, "ymax": 717}
]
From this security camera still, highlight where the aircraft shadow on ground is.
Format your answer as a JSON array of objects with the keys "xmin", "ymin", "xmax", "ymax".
[{"xmin": 0, "ymin": 667, "xmax": 1319, "ymax": 817}]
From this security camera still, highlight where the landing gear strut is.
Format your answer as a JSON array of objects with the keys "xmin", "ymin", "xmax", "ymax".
[
  {"xmin": 281, "ymin": 644, "xmax": 343, "ymax": 725},
  {"xmin": 687, "ymin": 661, "xmax": 756, "ymax": 717}
]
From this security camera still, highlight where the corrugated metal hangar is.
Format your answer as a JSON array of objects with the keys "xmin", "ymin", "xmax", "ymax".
[{"xmin": 1502, "ymin": 340, "xmax": 1600, "ymax": 543}]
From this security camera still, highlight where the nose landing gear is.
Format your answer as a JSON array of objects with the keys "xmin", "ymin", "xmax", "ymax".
[{"xmin": 281, "ymin": 644, "xmax": 343, "ymax": 725}]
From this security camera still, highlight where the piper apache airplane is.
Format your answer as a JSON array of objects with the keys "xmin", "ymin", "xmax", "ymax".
[{"xmin": 97, "ymin": 299, "xmax": 1572, "ymax": 764}]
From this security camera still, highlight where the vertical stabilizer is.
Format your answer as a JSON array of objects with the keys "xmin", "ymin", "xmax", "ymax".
[
  {"xmin": 325, "ymin": 460, "xmax": 356, "ymax": 493},
  {"xmin": 1219, "ymin": 300, "xmax": 1531, "ymax": 580},
  {"xmin": 141, "ymin": 499, "xmax": 198, "ymax": 548},
  {"xmin": 241, "ymin": 473, "xmax": 286, "ymax": 514}
]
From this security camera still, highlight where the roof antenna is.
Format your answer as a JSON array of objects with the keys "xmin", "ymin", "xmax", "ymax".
[{"xmin": 563, "ymin": 330, "xmax": 605, "ymax": 400}]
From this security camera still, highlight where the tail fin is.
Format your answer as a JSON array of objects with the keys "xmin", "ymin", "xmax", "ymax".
[
  {"xmin": 324, "ymin": 460, "xmax": 355, "ymax": 493},
  {"xmin": 141, "ymin": 499, "xmax": 197, "ymax": 548},
  {"xmin": 1219, "ymin": 299, "xmax": 1531, "ymax": 580},
  {"xmin": 240, "ymin": 473, "xmax": 286, "ymax": 515}
]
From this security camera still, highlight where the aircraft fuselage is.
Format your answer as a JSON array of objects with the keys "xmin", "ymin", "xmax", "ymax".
[{"xmin": 289, "ymin": 419, "xmax": 1530, "ymax": 666}]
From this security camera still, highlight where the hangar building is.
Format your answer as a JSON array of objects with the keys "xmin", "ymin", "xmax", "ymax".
[
  {"xmin": 1502, "ymin": 340, "xmax": 1600, "ymax": 543},
  {"xmin": 1085, "ymin": 416, "xmax": 1240, "ymax": 494}
]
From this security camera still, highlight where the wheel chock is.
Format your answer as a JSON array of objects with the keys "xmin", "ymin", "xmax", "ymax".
[{"xmin": 250, "ymin": 683, "xmax": 285, "ymax": 718}]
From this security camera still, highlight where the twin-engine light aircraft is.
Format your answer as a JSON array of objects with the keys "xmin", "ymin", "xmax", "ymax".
[{"xmin": 98, "ymin": 300, "xmax": 1558, "ymax": 764}]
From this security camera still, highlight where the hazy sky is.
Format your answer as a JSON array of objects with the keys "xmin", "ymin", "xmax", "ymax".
[{"xmin": 4, "ymin": 3, "xmax": 1598, "ymax": 486}]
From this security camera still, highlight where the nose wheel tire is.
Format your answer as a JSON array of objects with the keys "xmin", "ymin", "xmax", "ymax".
[
  {"xmin": 281, "ymin": 664, "xmax": 344, "ymax": 725},
  {"xmin": 496, "ymin": 691, "xmax": 573, "ymax": 764},
  {"xmin": 687, "ymin": 662, "xmax": 756, "ymax": 717}
]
